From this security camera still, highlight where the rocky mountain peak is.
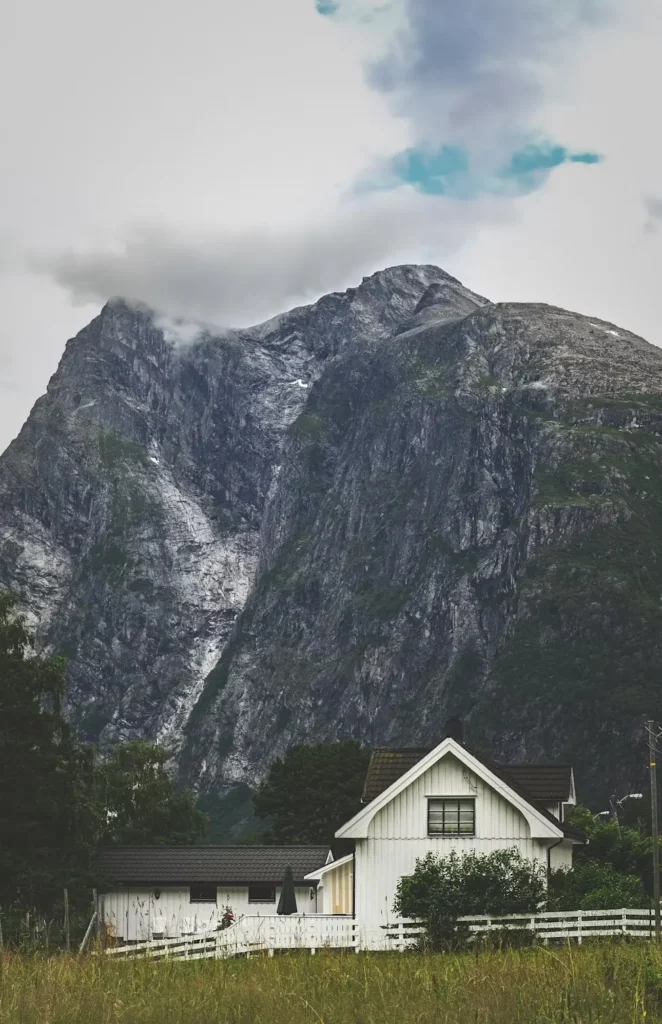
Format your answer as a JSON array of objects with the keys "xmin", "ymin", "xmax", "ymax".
[{"xmin": 2, "ymin": 265, "xmax": 662, "ymax": 834}]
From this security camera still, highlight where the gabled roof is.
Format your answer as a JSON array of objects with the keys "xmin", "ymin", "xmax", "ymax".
[
  {"xmin": 363, "ymin": 748, "xmax": 574, "ymax": 806},
  {"xmin": 362, "ymin": 748, "xmax": 430, "ymax": 804},
  {"xmin": 96, "ymin": 846, "xmax": 329, "ymax": 887},
  {"xmin": 304, "ymin": 853, "xmax": 354, "ymax": 882},
  {"xmin": 339, "ymin": 738, "xmax": 581, "ymax": 841}
]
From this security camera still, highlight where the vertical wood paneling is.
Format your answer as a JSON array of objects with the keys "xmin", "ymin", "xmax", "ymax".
[
  {"xmin": 103, "ymin": 885, "xmax": 318, "ymax": 940},
  {"xmin": 319, "ymin": 859, "xmax": 353, "ymax": 914},
  {"xmin": 357, "ymin": 753, "xmax": 539, "ymax": 933}
]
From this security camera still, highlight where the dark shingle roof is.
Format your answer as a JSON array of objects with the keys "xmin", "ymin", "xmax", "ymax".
[
  {"xmin": 361, "ymin": 746, "xmax": 581, "ymax": 840},
  {"xmin": 501, "ymin": 764, "xmax": 573, "ymax": 803},
  {"xmin": 96, "ymin": 846, "xmax": 329, "ymax": 886},
  {"xmin": 362, "ymin": 748, "xmax": 430, "ymax": 803}
]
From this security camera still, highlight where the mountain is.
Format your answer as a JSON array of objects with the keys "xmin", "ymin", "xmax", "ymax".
[{"xmin": 2, "ymin": 265, "xmax": 662, "ymax": 827}]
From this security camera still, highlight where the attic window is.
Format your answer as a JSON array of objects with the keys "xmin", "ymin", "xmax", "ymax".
[
  {"xmin": 428, "ymin": 798, "xmax": 475, "ymax": 836},
  {"xmin": 248, "ymin": 885, "xmax": 276, "ymax": 903},
  {"xmin": 190, "ymin": 884, "xmax": 217, "ymax": 903}
]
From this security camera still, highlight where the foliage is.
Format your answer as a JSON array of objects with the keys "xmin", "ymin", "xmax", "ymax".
[
  {"xmin": 0, "ymin": 590, "xmax": 206, "ymax": 934},
  {"xmin": 567, "ymin": 804, "xmax": 656, "ymax": 889},
  {"xmin": 544, "ymin": 803, "xmax": 654, "ymax": 910},
  {"xmin": 548, "ymin": 860, "xmax": 648, "ymax": 910},
  {"xmin": 474, "ymin": 506, "xmax": 662, "ymax": 808},
  {"xmin": 4, "ymin": 945, "xmax": 662, "ymax": 1024},
  {"xmin": 393, "ymin": 848, "xmax": 546, "ymax": 949},
  {"xmin": 252, "ymin": 741, "xmax": 370, "ymax": 845},
  {"xmin": 0, "ymin": 591, "xmax": 97, "ymax": 910},
  {"xmin": 95, "ymin": 742, "xmax": 206, "ymax": 847},
  {"xmin": 616, "ymin": 795, "xmax": 650, "ymax": 833}
]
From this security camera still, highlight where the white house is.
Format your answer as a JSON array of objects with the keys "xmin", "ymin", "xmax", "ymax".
[
  {"xmin": 98, "ymin": 846, "xmax": 328, "ymax": 941},
  {"xmin": 99, "ymin": 725, "xmax": 582, "ymax": 947},
  {"xmin": 328, "ymin": 727, "xmax": 582, "ymax": 942}
]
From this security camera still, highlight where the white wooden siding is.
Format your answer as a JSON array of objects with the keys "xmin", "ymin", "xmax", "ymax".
[
  {"xmin": 103, "ymin": 885, "xmax": 318, "ymax": 941},
  {"xmin": 356, "ymin": 752, "xmax": 549, "ymax": 932},
  {"xmin": 367, "ymin": 754, "xmax": 530, "ymax": 841},
  {"xmin": 318, "ymin": 858, "xmax": 353, "ymax": 915},
  {"xmin": 549, "ymin": 840, "xmax": 574, "ymax": 872}
]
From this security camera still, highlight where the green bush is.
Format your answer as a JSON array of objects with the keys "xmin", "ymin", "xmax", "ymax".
[
  {"xmin": 567, "ymin": 804, "xmax": 657, "ymax": 892},
  {"xmin": 393, "ymin": 848, "xmax": 546, "ymax": 949},
  {"xmin": 548, "ymin": 860, "xmax": 647, "ymax": 910}
]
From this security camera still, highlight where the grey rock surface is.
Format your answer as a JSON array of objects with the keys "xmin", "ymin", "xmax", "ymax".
[{"xmin": 3, "ymin": 264, "xmax": 662, "ymax": 819}]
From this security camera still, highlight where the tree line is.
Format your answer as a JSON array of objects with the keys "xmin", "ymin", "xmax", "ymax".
[
  {"xmin": 2, "ymin": 585, "xmax": 659, "ymax": 945},
  {"xmin": 0, "ymin": 591, "xmax": 204, "ymax": 922}
]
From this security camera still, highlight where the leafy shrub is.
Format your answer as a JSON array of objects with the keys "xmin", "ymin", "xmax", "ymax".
[
  {"xmin": 548, "ymin": 860, "xmax": 647, "ymax": 910},
  {"xmin": 393, "ymin": 848, "xmax": 546, "ymax": 950}
]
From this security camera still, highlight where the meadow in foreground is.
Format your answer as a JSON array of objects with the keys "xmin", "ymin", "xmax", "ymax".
[{"xmin": 2, "ymin": 943, "xmax": 662, "ymax": 1024}]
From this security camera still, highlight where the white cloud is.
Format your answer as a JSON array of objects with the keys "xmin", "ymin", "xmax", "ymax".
[
  {"xmin": 37, "ymin": 192, "xmax": 507, "ymax": 328},
  {"xmin": 644, "ymin": 197, "xmax": 662, "ymax": 234},
  {"xmin": 451, "ymin": 0, "xmax": 662, "ymax": 347},
  {"xmin": 368, "ymin": 0, "xmax": 615, "ymax": 157},
  {"xmin": 0, "ymin": 0, "xmax": 406, "ymax": 449},
  {"xmin": 0, "ymin": 0, "xmax": 661, "ymax": 454}
]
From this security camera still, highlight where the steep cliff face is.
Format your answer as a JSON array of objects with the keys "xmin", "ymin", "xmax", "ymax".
[
  {"xmin": 181, "ymin": 296, "xmax": 662, "ymax": 810},
  {"xmin": 3, "ymin": 265, "xmax": 662, "ymax": 819},
  {"xmin": 0, "ymin": 265, "xmax": 467, "ymax": 749}
]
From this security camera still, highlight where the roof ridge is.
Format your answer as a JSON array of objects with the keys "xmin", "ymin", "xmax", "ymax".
[
  {"xmin": 362, "ymin": 744, "xmax": 580, "ymax": 841},
  {"xmin": 100, "ymin": 844, "xmax": 330, "ymax": 851}
]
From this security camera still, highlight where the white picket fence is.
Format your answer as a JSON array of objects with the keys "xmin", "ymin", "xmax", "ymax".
[
  {"xmin": 105, "ymin": 914, "xmax": 357, "ymax": 960},
  {"xmin": 104, "ymin": 908, "xmax": 659, "ymax": 959},
  {"xmin": 380, "ymin": 908, "xmax": 659, "ymax": 951}
]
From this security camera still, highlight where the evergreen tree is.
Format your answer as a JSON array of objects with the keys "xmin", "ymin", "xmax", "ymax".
[
  {"xmin": 253, "ymin": 741, "xmax": 370, "ymax": 845},
  {"xmin": 95, "ymin": 741, "xmax": 206, "ymax": 846},
  {"xmin": 0, "ymin": 590, "xmax": 206, "ymax": 926},
  {"xmin": 0, "ymin": 591, "xmax": 96, "ymax": 909}
]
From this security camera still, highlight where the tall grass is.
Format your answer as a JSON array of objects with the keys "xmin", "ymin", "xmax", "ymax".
[{"xmin": 1, "ymin": 943, "xmax": 662, "ymax": 1023}]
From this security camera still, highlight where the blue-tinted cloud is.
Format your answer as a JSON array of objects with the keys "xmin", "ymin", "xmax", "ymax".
[
  {"xmin": 369, "ymin": 0, "xmax": 610, "ymax": 144},
  {"xmin": 317, "ymin": 0, "xmax": 611, "ymax": 153},
  {"xmin": 501, "ymin": 142, "xmax": 603, "ymax": 194},
  {"xmin": 364, "ymin": 140, "xmax": 602, "ymax": 199}
]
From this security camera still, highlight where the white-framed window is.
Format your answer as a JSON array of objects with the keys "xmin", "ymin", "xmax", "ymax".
[
  {"xmin": 248, "ymin": 885, "xmax": 276, "ymax": 903},
  {"xmin": 189, "ymin": 884, "xmax": 217, "ymax": 903},
  {"xmin": 428, "ymin": 798, "xmax": 475, "ymax": 836}
]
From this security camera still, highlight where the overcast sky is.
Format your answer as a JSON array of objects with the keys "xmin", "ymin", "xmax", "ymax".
[{"xmin": 1, "ymin": 0, "xmax": 661, "ymax": 453}]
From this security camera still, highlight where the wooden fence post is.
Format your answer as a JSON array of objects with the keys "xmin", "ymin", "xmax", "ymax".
[
  {"xmin": 577, "ymin": 910, "xmax": 582, "ymax": 945},
  {"xmin": 92, "ymin": 890, "xmax": 99, "ymax": 945},
  {"xmin": 99, "ymin": 895, "xmax": 105, "ymax": 948},
  {"xmin": 78, "ymin": 911, "xmax": 97, "ymax": 955},
  {"xmin": 63, "ymin": 889, "xmax": 70, "ymax": 952}
]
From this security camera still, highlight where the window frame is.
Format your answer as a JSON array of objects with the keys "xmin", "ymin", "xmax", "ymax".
[
  {"xmin": 427, "ymin": 797, "xmax": 476, "ymax": 837},
  {"xmin": 248, "ymin": 884, "xmax": 277, "ymax": 904},
  {"xmin": 189, "ymin": 883, "xmax": 218, "ymax": 904}
]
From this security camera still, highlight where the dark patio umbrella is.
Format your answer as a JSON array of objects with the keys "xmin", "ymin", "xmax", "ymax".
[{"xmin": 277, "ymin": 864, "xmax": 298, "ymax": 915}]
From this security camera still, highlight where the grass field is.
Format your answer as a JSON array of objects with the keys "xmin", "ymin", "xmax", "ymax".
[{"xmin": 2, "ymin": 943, "xmax": 662, "ymax": 1023}]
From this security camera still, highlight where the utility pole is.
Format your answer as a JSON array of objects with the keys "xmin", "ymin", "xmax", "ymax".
[
  {"xmin": 647, "ymin": 721, "xmax": 661, "ymax": 942},
  {"xmin": 63, "ymin": 888, "xmax": 70, "ymax": 953}
]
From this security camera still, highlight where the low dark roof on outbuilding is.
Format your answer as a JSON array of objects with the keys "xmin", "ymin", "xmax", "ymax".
[{"xmin": 96, "ymin": 846, "xmax": 329, "ymax": 887}]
